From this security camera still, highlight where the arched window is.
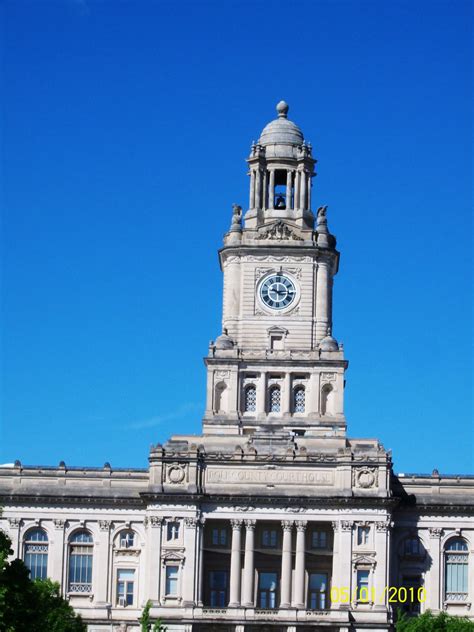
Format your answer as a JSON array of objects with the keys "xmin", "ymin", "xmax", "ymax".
[
  {"xmin": 444, "ymin": 538, "xmax": 468, "ymax": 601},
  {"xmin": 269, "ymin": 385, "xmax": 281, "ymax": 413},
  {"xmin": 293, "ymin": 386, "xmax": 305, "ymax": 413},
  {"xmin": 68, "ymin": 530, "xmax": 93, "ymax": 593},
  {"xmin": 244, "ymin": 385, "xmax": 256, "ymax": 412},
  {"xmin": 24, "ymin": 528, "xmax": 48, "ymax": 580},
  {"xmin": 118, "ymin": 529, "xmax": 135, "ymax": 549}
]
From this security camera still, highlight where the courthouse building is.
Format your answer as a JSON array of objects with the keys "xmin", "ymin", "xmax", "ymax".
[{"xmin": 1, "ymin": 103, "xmax": 473, "ymax": 632}]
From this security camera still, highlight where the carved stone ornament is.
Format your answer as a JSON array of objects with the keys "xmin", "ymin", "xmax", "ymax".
[
  {"xmin": 233, "ymin": 505, "xmax": 255, "ymax": 512},
  {"xmin": 244, "ymin": 519, "xmax": 256, "ymax": 529},
  {"xmin": 53, "ymin": 519, "xmax": 66, "ymax": 530},
  {"xmin": 230, "ymin": 519, "xmax": 243, "ymax": 529},
  {"xmin": 429, "ymin": 527, "xmax": 443, "ymax": 538},
  {"xmin": 296, "ymin": 520, "xmax": 307, "ymax": 532},
  {"xmin": 99, "ymin": 520, "xmax": 111, "ymax": 531},
  {"xmin": 332, "ymin": 521, "xmax": 339, "ymax": 532},
  {"xmin": 321, "ymin": 372, "xmax": 336, "ymax": 382},
  {"xmin": 256, "ymin": 221, "xmax": 303, "ymax": 241},
  {"xmin": 281, "ymin": 520, "xmax": 294, "ymax": 531},
  {"xmin": 215, "ymin": 370, "xmax": 230, "ymax": 379},
  {"xmin": 353, "ymin": 466, "xmax": 379, "ymax": 489},
  {"xmin": 375, "ymin": 521, "xmax": 391, "ymax": 532},
  {"xmin": 184, "ymin": 517, "xmax": 198, "ymax": 528},
  {"xmin": 114, "ymin": 625, "xmax": 128, "ymax": 632},
  {"xmin": 8, "ymin": 518, "xmax": 21, "ymax": 528},
  {"xmin": 167, "ymin": 464, "xmax": 186, "ymax": 484},
  {"xmin": 341, "ymin": 521, "xmax": 353, "ymax": 531},
  {"xmin": 148, "ymin": 516, "xmax": 163, "ymax": 528},
  {"xmin": 285, "ymin": 506, "xmax": 306, "ymax": 513}
]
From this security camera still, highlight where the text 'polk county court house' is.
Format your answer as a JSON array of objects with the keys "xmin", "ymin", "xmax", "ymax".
[{"xmin": 1, "ymin": 103, "xmax": 473, "ymax": 632}]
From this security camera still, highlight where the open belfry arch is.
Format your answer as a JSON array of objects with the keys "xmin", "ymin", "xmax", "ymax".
[{"xmin": 1, "ymin": 103, "xmax": 473, "ymax": 632}]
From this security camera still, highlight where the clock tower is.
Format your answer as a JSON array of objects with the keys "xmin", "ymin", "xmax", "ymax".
[{"xmin": 203, "ymin": 101, "xmax": 347, "ymax": 438}]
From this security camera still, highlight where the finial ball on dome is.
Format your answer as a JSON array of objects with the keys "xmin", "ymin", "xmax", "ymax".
[{"xmin": 276, "ymin": 100, "xmax": 289, "ymax": 118}]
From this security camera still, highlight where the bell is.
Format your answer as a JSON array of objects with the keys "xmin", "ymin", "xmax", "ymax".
[{"xmin": 275, "ymin": 194, "xmax": 286, "ymax": 209}]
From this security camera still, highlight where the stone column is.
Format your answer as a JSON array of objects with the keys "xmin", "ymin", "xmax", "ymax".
[
  {"xmin": 51, "ymin": 519, "xmax": 66, "ymax": 587},
  {"xmin": 262, "ymin": 170, "xmax": 267, "ymax": 210},
  {"xmin": 307, "ymin": 173, "xmax": 312, "ymax": 210},
  {"xmin": 146, "ymin": 516, "xmax": 163, "ymax": 603},
  {"xmin": 292, "ymin": 521, "xmax": 307, "ymax": 608},
  {"xmin": 283, "ymin": 373, "xmax": 291, "ymax": 414},
  {"xmin": 255, "ymin": 169, "xmax": 261, "ymax": 209},
  {"xmin": 182, "ymin": 518, "xmax": 198, "ymax": 606},
  {"xmin": 374, "ymin": 520, "xmax": 390, "ymax": 608},
  {"xmin": 286, "ymin": 170, "xmax": 292, "ymax": 209},
  {"xmin": 242, "ymin": 520, "xmax": 256, "ymax": 606},
  {"xmin": 294, "ymin": 171, "xmax": 301, "ymax": 210},
  {"xmin": 229, "ymin": 519, "xmax": 243, "ymax": 606},
  {"xmin": 280, "ymin": 521, "xmax": 293, "ymax": 608},
  {"xmin": 249, "ymin": 170, "xmax": 255, "ymax": 209},
  {"xmin": 95, "ymin": 520, "xmax": 111, "ymax": 604},
  {"xmin": 257, "ymin": 372, "xmax": 266, "ymax": 415},
  {"xmin": 269, "ymin": 169, "xmax": 275, "ymax": 209},
  {"xmin": 331, "ymin": 521, "xmax": 353, "ymax": 609},
  {"xmin": 7, "ymin": 518, "xmax": 21, "ymax": 559},
  {"xmin": 308, "ymin": 371, "xmax": 320, "ymax": 416},
  {"xmin": 196, "ymin": 518, "xmax": 205, "ymax": 606},
  {"xmin": 426, "ymin": 528, "xmax": 442, "ymax": 612},
  {"xmin": 301, "ymin": 171, "xmax": 307, "ymax": 210},
  {"xmin": 315, "ymin": 258, "xmax": 330, "ymax": 344}
]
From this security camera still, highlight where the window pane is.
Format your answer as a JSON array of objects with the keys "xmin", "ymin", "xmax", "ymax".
[
  {"xmin": 245, "ymin": 386, "xmax": 256, "ymax": 412},
  {"xmin": 260, "ymin": 572, "xmax": 277, "ymax": 590},
  {"xmin": 357, "ymin": 570, "xmax": 369, "ymax": 600},
  {"xmin": 166, "ymin": 565, "xmax": 179, "ymax": 595},
  {"xmin": 270, "ymin": 386, "xmax": 281, "ymax": 412},
  {"xmin": 118, "ymin": 569, "xmax": 135, "ymax": 581},
  {"xmin": 294, "ymin": 387, "xmax": 305, "ymax": 412}
]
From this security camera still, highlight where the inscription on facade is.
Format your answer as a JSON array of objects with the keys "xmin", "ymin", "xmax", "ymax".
[{"xmin": 206, "ymin": 467, "xmax": 334, "ymax": 486}]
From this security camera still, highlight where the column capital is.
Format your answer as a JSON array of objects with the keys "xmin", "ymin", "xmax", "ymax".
[
  {"xmin": 281, "ymin": 520, "xmax": 294, "ymax": 531},
  {"xmin": 231, "ymin": 519, "xmax": 243, "ymax": 530},
  {"xmin": 147, "ymin": 516, "xmax": 164, "ymax": 528},
  {"xmin": 375, "ymin": 520, "xmax": 392, "ymax": 532},
  {"xmin": 244, "ymin": 519, "xmax": 256, "ymax": 529},
  {"xmin": 340, "ymin": 520, "xmax": 353, "ymax": 532},
  {"xmin": 295, "ymin": 520, "xmax": 307, "ymax": 532},
  {"xmin": 429, "ymin": 527, "xmax": 443, "ymax": 539},
  {"xmin": 184, "ymin": 517, "xmax": 199, "ymax": 528},
  {"xmin": 99, "ymin": 520, "xmax": 111, "ymax": 532}
]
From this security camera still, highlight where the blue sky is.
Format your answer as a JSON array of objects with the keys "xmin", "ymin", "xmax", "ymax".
[{"xmin": 1, "ymin": 0, "xmax": 472, "ymax": 474}]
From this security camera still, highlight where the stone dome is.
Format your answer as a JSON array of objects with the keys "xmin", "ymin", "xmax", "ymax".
[
  {"xmin": 258, "ymin": 101, "xmax": 304, "ymax": 148},
  {"xmin": 214, "ymin": 330, "xmax": 234, "ymax": 350},
  {"xmin": 319, "ymin": 333, "xmax": 339, "ymax": 352}
]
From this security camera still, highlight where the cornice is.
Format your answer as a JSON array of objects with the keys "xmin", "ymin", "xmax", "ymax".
[
  {"xmin": 139, "ymin": 492, "xmax": 399, "ymax": 509},
  {"xmin": 0, "ymin": 493, "xmax": 145, "ymax": 508}
]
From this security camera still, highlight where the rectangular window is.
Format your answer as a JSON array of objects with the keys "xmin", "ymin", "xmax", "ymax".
[
  {"xmin": 357, "ymin": 526, "xmax": 370, "ymax": 546},
  {"xmin": 68, "ymin": 546, "xmax": 93, "ymax": 592},
  {"xmin": 356, "ymin": 569, "xmax": 370, "ymax": 601},
  {"xmin": 311, "ymin": 530, "xmax": 328, "ymax": 549},
  {"xmin": 25, "ymin": 546, "xmax": 48, "ymax": 580},
  {"xmin": 167, "ymin": 522, "xmax": 180, "ymax": 541},
  {"xmin": 211, "ymin": 527, "xmax": 228, "ymax": 546},
  {"xmin": 446, "ymin": 558, "xmax": 468, "ymax": 596},
  {"xmin": 165, "ymin": 565, "xmax": 179, "ymax": 596},
  {"xmin": 117, "ymin": 569, "xmax": 135, "ymax": 606},
  {"xmin": 258, "ymin": 572, "xmax": 278, "ymax": 609},
  {"xmin": 402, "ymin": 576, "xmax": 422, "ymax": 614},
  {"xmin": 209, "ymin": 570, "xmax": 228, "ymax": 607},
  {"xmin": 261, "ymin": 529, "xmax": 278, "ymax": 548},
  {"xmin": 309, "ymin": 573, "xmax": 328, "ymax": 609}
]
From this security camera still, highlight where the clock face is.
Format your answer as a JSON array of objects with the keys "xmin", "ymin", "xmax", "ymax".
[{"xmin": 259, "ymin": 274, "xmax": 296, "ymax": 310}]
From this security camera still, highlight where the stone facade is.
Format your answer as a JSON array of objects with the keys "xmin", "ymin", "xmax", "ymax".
[{"xmin": 1, "ymin": 102, "xmax": 473, "ymax": 632}]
